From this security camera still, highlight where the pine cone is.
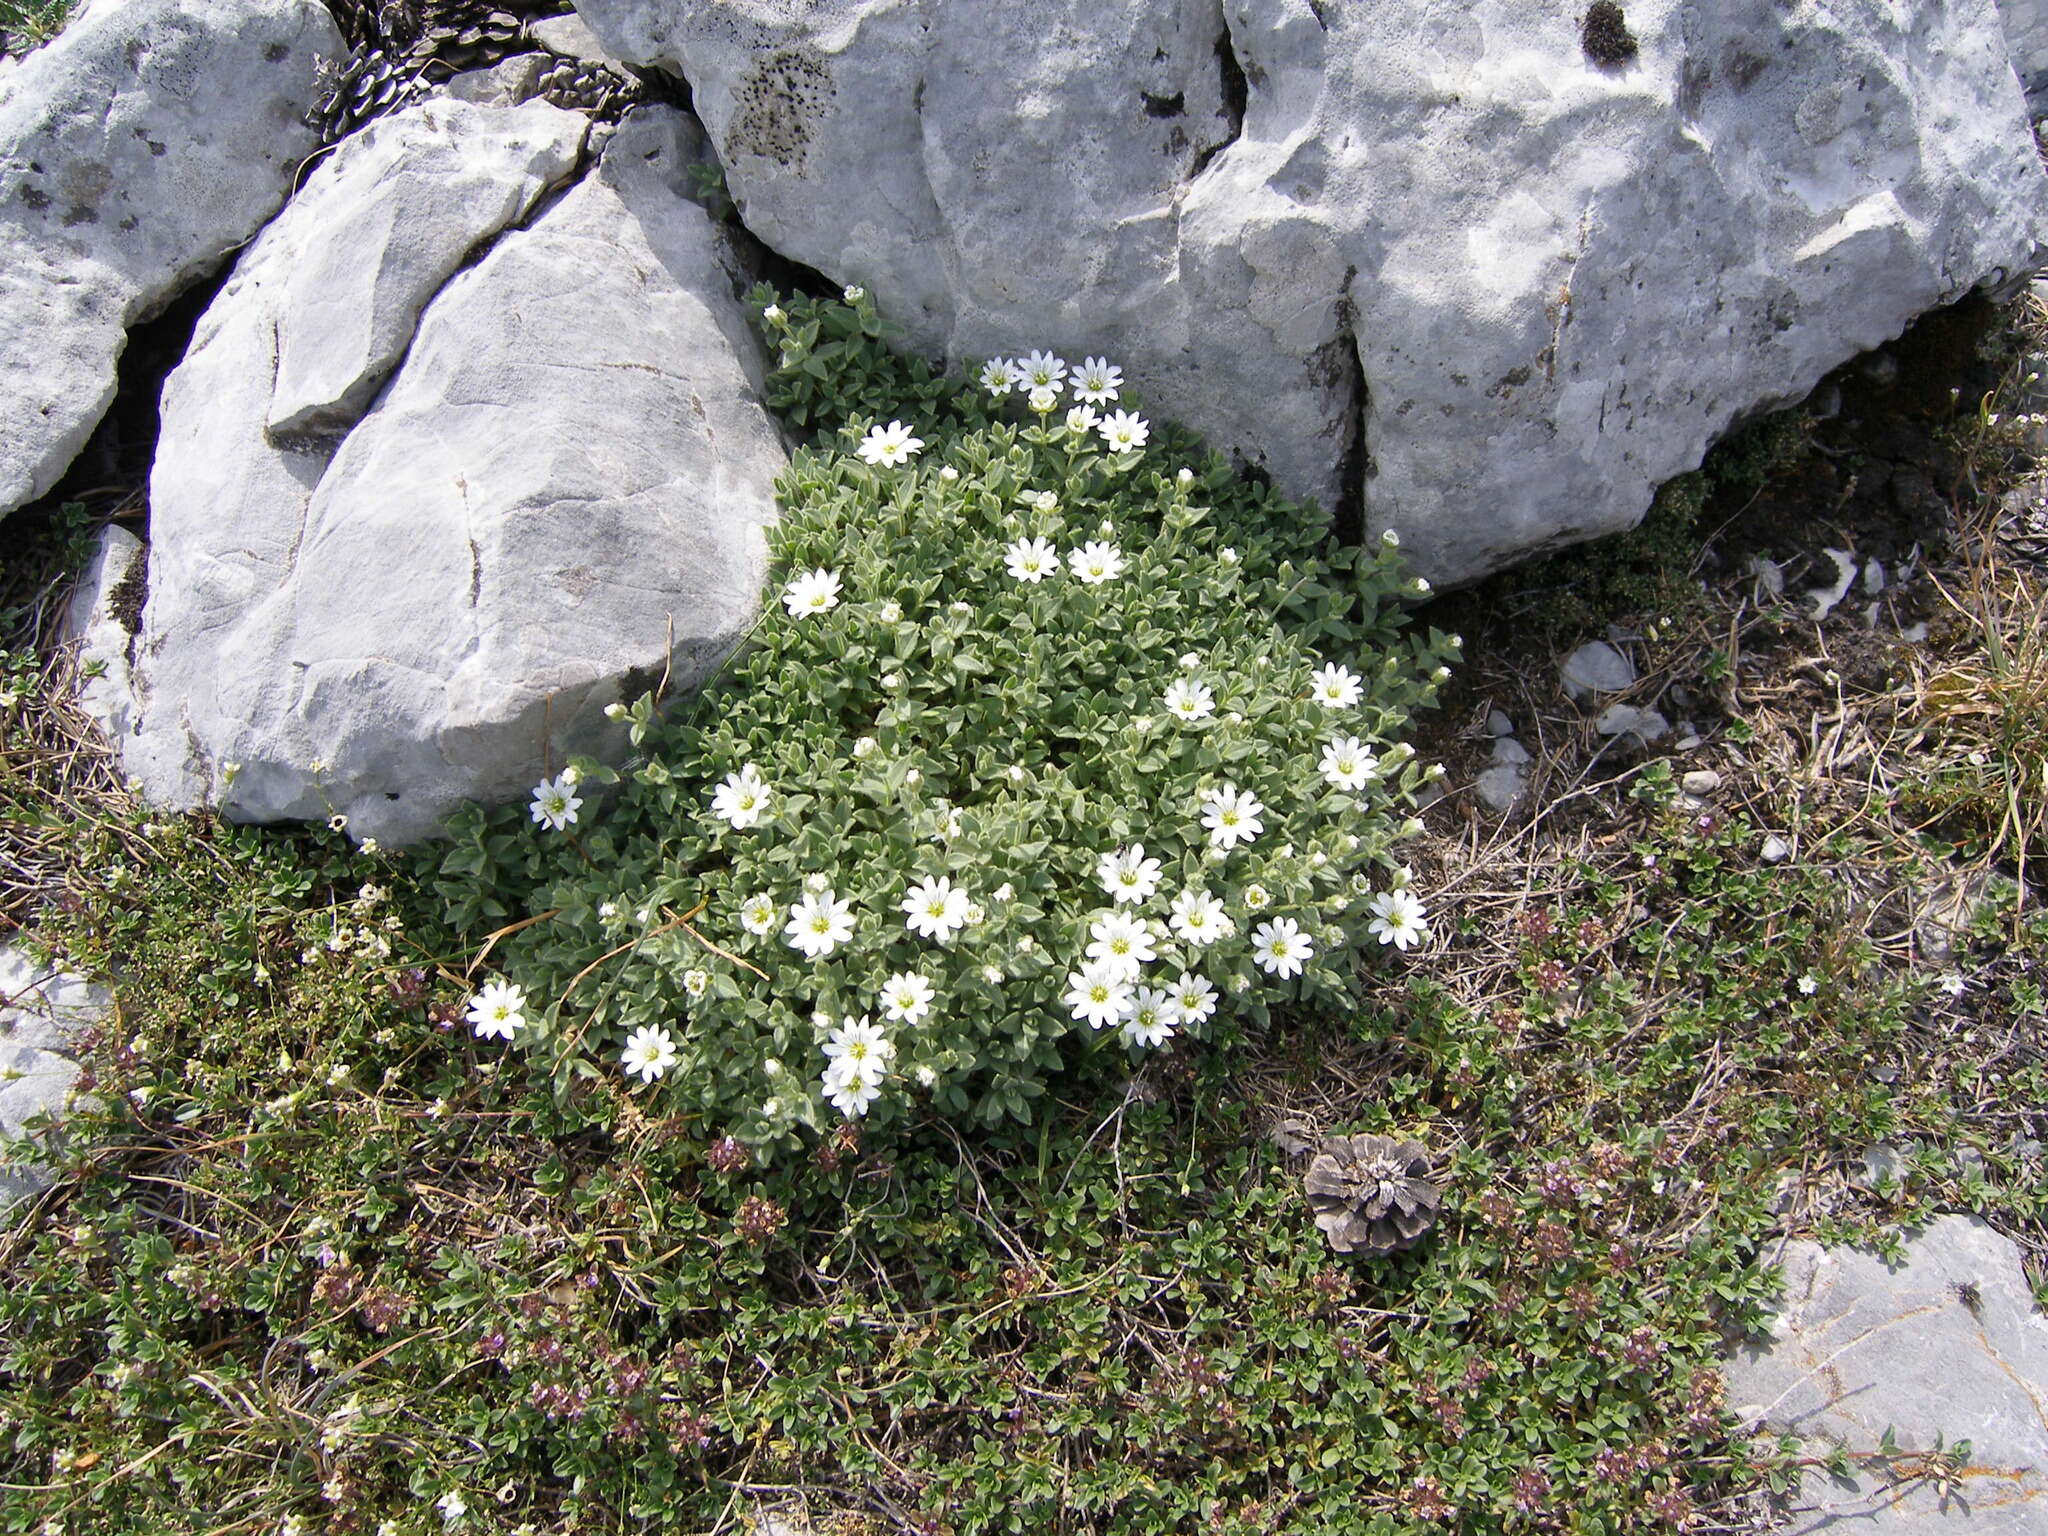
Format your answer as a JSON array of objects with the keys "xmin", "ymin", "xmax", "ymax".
[{"xmin": 1304, "ymin": 1134, "xmax": 1441, "ymax": 1256}]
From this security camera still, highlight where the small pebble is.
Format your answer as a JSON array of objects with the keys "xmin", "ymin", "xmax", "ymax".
[
  {"xmin": 1760, "ymin": 834, "xmax": 1792, "ymax": 864},
  {"xmin": 1680, "ymin": 769, "xmax": 1721, "ymax": 796},
  {"xmin": 1486, "ymin": 709, "xmax": 1514, "ymax": 737},
  {"xmin": 1561, "ymin": 640, "xmax": 1636, "ymax": 701}
]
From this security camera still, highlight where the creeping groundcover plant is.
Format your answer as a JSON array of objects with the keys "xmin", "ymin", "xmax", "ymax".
[{"xmin": 432, "ymin": 287, "xmax": 1459, "ymax": 1151}]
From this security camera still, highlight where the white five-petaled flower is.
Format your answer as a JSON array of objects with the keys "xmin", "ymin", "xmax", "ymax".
[
  {"xmin": 437, "ymin": 1491, "xmax": 469, "ymax": 1527},
  {"xmin": 1064, "ymin": 404, "xmax": 1102, "ymax": 435},
  {"xmin": 823, "ymin": 1055, "xmax": 885, "ymax": 1118},
  {"xmin": 1243, "ymin": 883, "xmax": 1271, "ymax": 911},
  {"xmin": 901, "ymin": 875, "xmax": 973, "ymax": 942},
  {"xmin": 880, "ymin": 971, "xmax": 936, "ymax": 1025},
  {"xmin": 620, "ymin": 1025, "xmax": 681, "ymax": 1085},
  {"xmin": 1366, "ymin": 889, "xmax": 1429, "ymax": 951},
  {"xmin": 824, "ymin": 1015, "xmax": 895, "ymax": 1072},
  {"xmin": 1097, "ymin": 844, "xmax": 1164, "ymax": 905},
  {"xmin": 465, "ymin": 979, "xmax": 527, "ymax": 1042},
  {"xmin": 1027, "ymin": 385, "xmax": 1059, "ymax": 413},
  {"xmin": 1163, "ymin": 677, "xmax": 1215, "ymax": 722},
  {"xmin": 1064, "ymin": 961, "xmax": 1134, "ymax": 1030},
  {"xmin": 528, "ymin": 772, "xmax": 582, "ymax": 831},
  {"xmin": 1168, "ymin": 887, "xmax": 1232, "ymax": 946},
  {"xmin": 711, "ymin": 764, "xmax": 771, "ymax": 829},
  {"xmin": 857, "ymin": 420, "xmax": 925, "ymax": 468},
  {"xmin": 1200, "ymin": 783, "xmax": 1266, "ymax": 851},
  {"xmin": 784, "ymin": 889, "xmax": 856, "ymax": 958},
  {"xmin": 1069, "ymin": 541, "xmax": 1126, "ymax": 584},
  {"xmin": 682, "ymin": 968, "xmax": 709, "ymax": 999},
  {"xmin": 1096, "ymin": 410, "xmax": 1149, "ymax": 452},
  {"xmin": 1121, "ymin": 987, "xmax": 1179, "ymax": 1049},
  {"xmin": 782, "ymin": 568, "xmax": 843, "ymax": 618},
  {"xmin": 1171, "ymin": 972, "xmax": 1219, "ymax": 1027},
  {"xmin": 1310, "ymin": 662, "xmax": 1364, "ymax": 709},
  {"xmin": 1319, "ymin": 736, "xmax": 1379, "ymax": 791},
  {"xmin": 1072, "ymin": 356, "xmax": 1123, "ymax": 404},
  {"xmin": 739, "ymin": 892, "xmax": 779, "ymax": 936},
  {"xmin": 1086, "ymin": 911, "xmax": 1159, "ymax": 979},
  {"xmin": 1004, "ymin": 536, "xmax": 1060, "ymax": 583},
  {"xmin": 1018, "ymin": 350, "xmax": 1067, "ymax": 393},
  {"xmin": 1251, "ymin": 917, "xmax": 1315, "ymax": 979},
  {"xmin": 1938, "ymin": 972, "xmax": 1968, "ymax": 998},
  {"xmin": 1797, "ymin": 974, "xmax": 1819, "ymax": 995},
  {"xmin": 980, "ymin": 357, "xmax": 1024, "ymax": 395}
]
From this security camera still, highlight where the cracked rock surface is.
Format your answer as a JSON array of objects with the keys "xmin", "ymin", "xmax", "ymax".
[
  {"xmin": 0, "ymin": 943, "xmax": 112, "ymax": 1209},
  {"xmin": 572, "ymin": 0, "xmax": 2047, "ymax": 583},
  {"xmin": 1724, "ymin": 1215, "xmax": 2048, "ymax": 1533}
]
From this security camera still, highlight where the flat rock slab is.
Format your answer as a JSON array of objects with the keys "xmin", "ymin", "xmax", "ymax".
[
  {"xmin": 0, "ymin": 0, "xmax": 339, "ymax": 520},
  {"xmin": 0, "ymin": 943, "xmax": 112, "ymax": 1208},
  {"xmin": 1725, "ymin": 1215, "xmax": 2048, "ymax": 1533}
]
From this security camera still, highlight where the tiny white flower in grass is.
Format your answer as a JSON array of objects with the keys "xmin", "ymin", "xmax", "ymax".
[
  {"xmin": 437, "ymin": 1491, "xmax": 468, "ymax": 1526},
  {"xmin": 843, "ymin": 284, "xmax": 865, "ymax": 302},
  {"xmin": 1319, "ymin": 736, "xmax": 1379, "ymax": 791},
  {"xmin": 1072, "ymin": 356, "xmax": 1123, "ymax": 404},
  {"xmin": 1097, "ymin": 409, "xmax": 1149, "ymax": 452},
  {"xmin": 739, "ymin": 892, "xmax": 778, "ymax": 935},
  {"xmin": 1366, "ymin": 888, "xmax": 1429, "ymax": 951},
  {"xmin": 1098, "ymin": 844, "xmax": 1163, "ymax": 905},
  {"xmin": 823, "ymin": 1057, "xmax": 884, "ymax": 1119},
  {"xmin": 782, "ymin": 568, "xmax": 842, "ymax": 618},
  {"xmin": 852, "ymin": 736, "xmax": 879, "ymax": 760},
  {"xmin": 805, "ymin": 872, "xmax": 833, "ymax": 893},
  {"xmin": 1163, "ymin": 677, "xmax": 1215, "ymax": 722},
  {"xmin": 1251, "ymin": 917, "xmax": 1314, "ymax": 978},
  {"xmin": 1064, "ymin": 961, "xmax": 1133, "ymax": 1030},
  {"xmin": 1019, "ymin": 350, "xmax": 1067, "ymax": 393},
  {"xmin": 1005, "ymin": 536, "xmax": 1059, "ymax": 583},
  {"xmin": 528, "ymin": 772, "xmax": 581, "ymax": 830},
  {"xmin": 902, "ymin": 875, "xmax": 973, "ymax": 941},
  {"xmin": 711, "ymin": 764, "xmax": 770, "ymax": 829},
  {"xmin": 914, "ymin": 1063, "xmax": 939, "ymax": 1088},
  {"xmin": 879, "ymin": 600, "xmax": 903, "ymax": 623},
  {"xmin": 824, "ymin": 1015, "xmax": 895, "ymax": 1071},
  {"xmin": 1027, "ymin": 385, "xmax": 1059, "ymax": 413},
  {"xmin": 1122, "ymin": 987, "xmax": 1179, "ymax": 1049},
  {"xmin": 857, "ymin": 420, "xmax": 924, "ymax": 467},
  {"xmin": 1200, "ymin": 782, "xmax": 1265, "ymax": 851},
  {"xmin": 1065, "ymin": 404, "xmax": 1101, "ymax": 434},
  {"xmin": 1796, "ymin": 974, "xmax": 1819, "ymax": 996},
  {"xmin": 964, "ymin": 902, "xmax": 986, "ymax": 925},
  {"xmin": 1087, "ymin": 911, "xmax": 1158, "ymax": 978},
  {"xmin": 1169, "ymin": 887, "xmax": 1232, "ymax": 946},
  {"xmin": 1069, "ymin": 540, "xmax": 1126, "ymax": 584},
  {"xmin": 1938, "ymin": 972, "xmax": 1968, "ymax": 997},
  {"xmin": 880, "ymin": 971, "xmax": 935, "ymax": 1024},
  {"xmin": 620, "ymin": 1026, "xmax": 680, "ymax": 1085},
  {"xmin": 465, "ymin": 980, "xmax": 526, "ymax": 1041},
  {"xmin": 785, "ymin": 890, "xmax": 855, "ymax": 958},
  {"xmin": 980, "ymin": 357, "xmax": 1018, "ymax": 395},
  {"xmin": 762, "ymin": 303, "xmax": 785, "ymax": 325},
  {"xmin": 1243, "ymin": 883, "xmax": 1271, "ymax": 911},
  {"xmin": 1171, "ymin": 973, "xmax": 1219, "ymax": 1026},
  {"xmin": 683, "ymin": 969, "xmax": 710, "ymax": 999},
  {"xmin": 1310, "ymin": 662, "xmax": 1364, "ymax": 709}
]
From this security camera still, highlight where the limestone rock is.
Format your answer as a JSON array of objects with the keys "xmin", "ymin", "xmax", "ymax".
[
  {"xmin": 128, "ymin": 106, "xmax": 787, "ymax": 845},
  {"xmin": 2001, "ymin": 0, "xmax": 2048, "ymax": 111},
  {"xmin": 1725, "ymin": 1215, "xmax": 2048, "ymax": 1533},
  {"xmin": 0, "ymin": 0, "xmax": 340, "ymax": 521},
  {"xmin": 59, "ymin": 522, "xmax": 145, "ymax": 744},
  {"xmin": 572, "ymin": 0, "xmax": 2047, "ymax": 583},
  {"xmin": 1561, "ymin": 640, "xmax": 1636, "ymax": 700},
  {"xmin": 1594, "ymin": 703, "xmax": 1670, "ymax": 745},
  {"xmin": 0, "ymin": 943, "xmax": 113, "ymax": 1208}
]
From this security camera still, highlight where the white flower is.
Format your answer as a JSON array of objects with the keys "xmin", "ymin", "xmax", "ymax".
[
  {"xmin": 857, "ymin": 420, "xmax": 925, "ymax": 468},
  {"xmin": 437, "ymin": 1491, "xmax": 468, "ymax": 1526},
  {"xmin": 914, "ymin": 1063, "xmax": 939, "ymax": 1088},
  {"xmin": 1018, "ymin": 350, "xmax": 1068, "ymax": 393},
  {"xmin": 1319, "ymin": 736, "xmax": 1379, "ymax": 791},
  {"xmin": 1310, "ymin": 662, "xmax": 1364, "ymax": 709},
  {"xmin": 1087, "ymin": 911, "xmax": 1158, "ymax": 979},
  {"xmin": 683, "ymin": 968, "xmax": 710, "ymax": 999},
  {"xmin": 739, "ymin": 892, "xmax": 778, "ymax": 935},
  {"xmin": 1938, "ymin": 972, "xmax": 1968, "ymax": 998},
  {"xmin": 940, "ymin": 464, "xmax": 960, "ymax": 481},
  {"xmin": 761, "ymin": 1097, "xmax": 784, "ymax": 1119},
  {"xmin": 963, "ymin": 902, "xmax": 986, "ymax": 925},
  {"xmin": 1200, "ymin": 783, "xmax": 1266, "ymax": 851},
  {"xmin": 604, "ymin": 701, "xmax": 629, "ymax": 722},
  {"xmin": 1177, "ymin": 467, "xmax": 1195, "ymax": 485},
  {"xmin": 824, "ymin": 1015, "xmax": 896, "ymax": 1071},
  {"xmin": 1007, "ymin": 765, "xmax": 1026, "ymax": 783},
  {"xmin": 1096, "ymin": 410, "xmax": 1149, "ymax": 452},
  {"xmin": 1097, "ymin": 844, "xmax": 1164, "ymax": 905},
  {"xmin": 1064, "ymin": 961, "xmax": 1134, "ymax": 1030},
  {"xmin": 1168, "ymin": 888, "xmax": 1232, "ymax": 947},
  {"xmin": 620, "ymin": 1026, "xmax": 680, "ymax": 1085},
  {"xmin": 842, "ymin": 284, "xmax": 865, "ymax": 302},
  {"xmin": 805, "ymin": 872, "xmax": 833, "ymax": 893},
  {"xmin": 763, "ymin": 303, "xmax": 786, "ymax": 324},
  {"xmin": 1069, "ymin": 541, "xmax": 1126, "ymax": 584},
  {"xmin": 1411, "ymin": 577, "xmax": 1433, "ymax": 596},
  {"xmin": 853, "ymin": 736, "xmax": 879, "ymax": 759},
  {"xmin": 1027, "ymin": 385, "xmax": 1059, "ymax": 412},
  {"xmin": 901, "ymin": 875, "xmax": 973, "ymax": 942},
  {"xmin": 782, "ymin": 567, "xmax": 843, "ymax": 618},
  {"xmin": 1005, "ymin": 536, "xmax": 1060, "ymax": 583},
  {"xmin": 980, "ymin": 964, "xmax": 1003, "ymax": 984},
  {"xmin": 711, "ymin": 764, "xmax": 771, "ymax": 829},
  {"xmin": 1026, "ymin": 489, "xmax": 1060, "ymax": 512},
  {"xmin": 1243, "ymin": 883, "xmax": 1271, "ymax": 911},
  {"xmin": 1121, "ymin": 987, "xmax": 1180, "ymax": 1049},
  {"xmin": 1065, "ymin": 404, "xmax": 1102, "ymax": 434},
  {"xmin": 785, "ymin": 890, "xmax": 856, "ymax": 958},
  {"xmin": 1797, "ymin": 974, "xmax": 1819, "ymax": 996},
  {"xmin": 1366, "ymin": 889, "xmax": 1429, "ymax": 951},
  {"xmin": 880, "ymin": 971, "xmax": 935, "ymax": 1025},
  {"xmin": 465, "ymin": 980, "xmax": 526, "ymax": 1042},
  {"xmin": 823, "ymin": 1055, "xmax": 884, "ymax": 1118},
  {"xmin": 529, "ymin": 772, "xmax": 582, "ymax": 831},
  {"xmin": 879, "ymin": 600, "xmax": 903, "ymax": 623},
  {"xmin": 1251, "ymin": 917, "xmax": 1314, "ymax": 979},
  {"xmin": 1163, "ymin": 677, "xmax": 1215, "ymax": 722},
  {"xmin": 1072, "ymin": 356, "xmax": 1123, "ymax": 404},
  {"xmin": 1171, "ymin": 973, "xmax": 1219, "ymax": 1027},
  {"xmin": 980, "ymin": 357, "xmax": 1023, "ymax": 395},
  {"xmin": 883, "ymin": 672, "xmax": 903, "ymax": 690}
]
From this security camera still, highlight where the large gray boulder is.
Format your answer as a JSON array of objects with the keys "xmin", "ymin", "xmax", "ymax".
[
  {"xmin": 0, "ymin": 943, "xmax": 113, "ymax": 1209},
  {"xmin": 1725, "ymin": 1216, "xmax": 2048, "ymax": 1533},
  {"xmin": 128, "ymin": 105, "xmax": 787, "ymax": 845},
  {"xmin": 0, "ymin": 0, "xmax": 339, "ymax": 521},
  {"xmin": 572, "ymin": 0, "xmax": 2048, "ymax": 583},
  {"xmin": 2000, "ymin": 0, "xmax": 2048, "ymax": 109}
]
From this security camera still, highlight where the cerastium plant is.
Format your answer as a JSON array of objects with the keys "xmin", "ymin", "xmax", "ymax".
[{"xmin": 432, "ymin": 288, "xmax": 1458, "ymax": 1152}]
